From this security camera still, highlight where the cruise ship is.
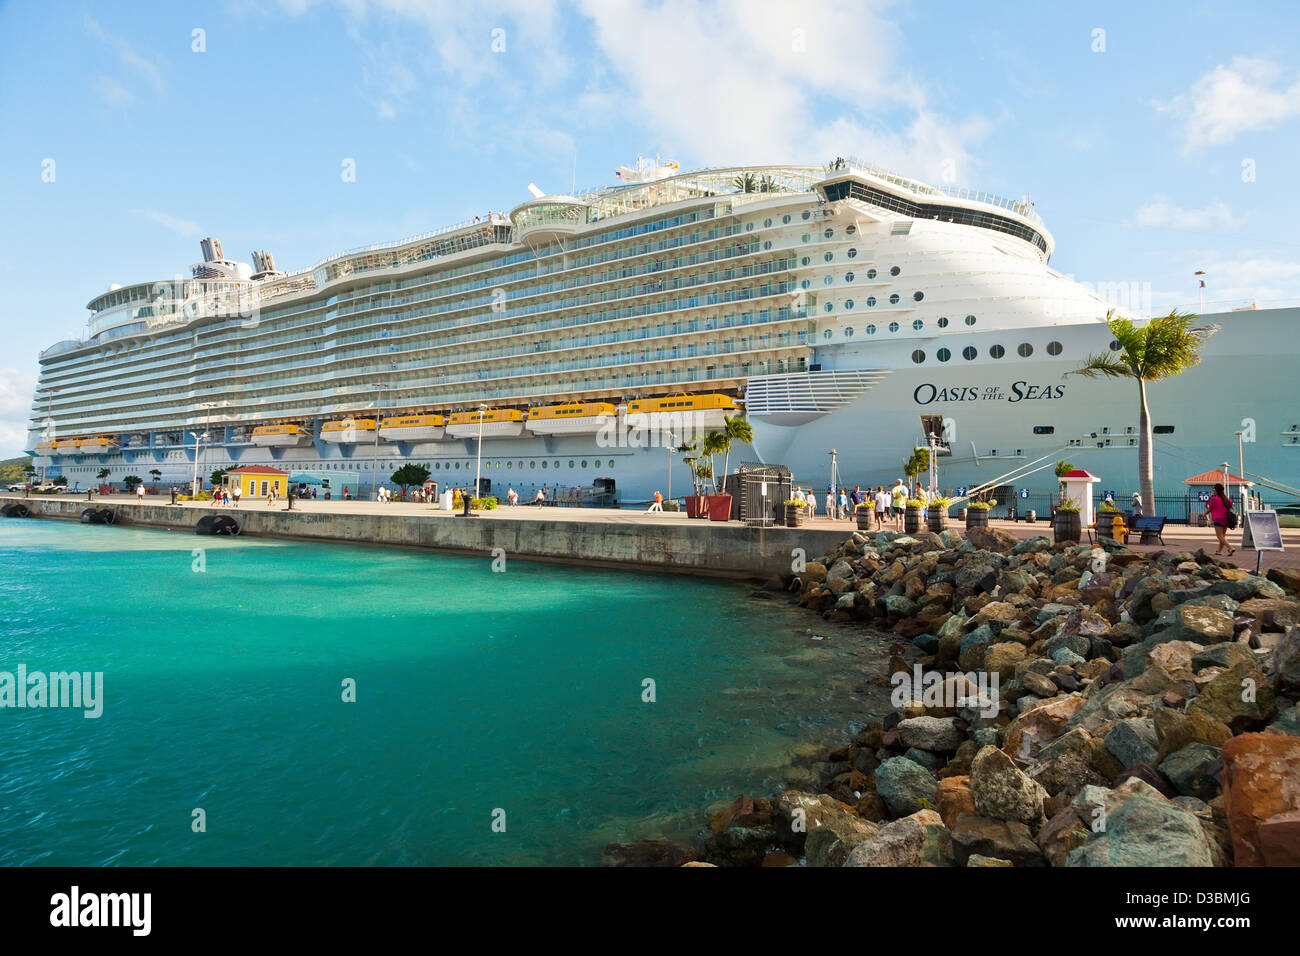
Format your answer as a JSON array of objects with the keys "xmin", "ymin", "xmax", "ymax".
[{"xmin": 25, "ymin": 156, "xmax": 1300, "ymax": 509}]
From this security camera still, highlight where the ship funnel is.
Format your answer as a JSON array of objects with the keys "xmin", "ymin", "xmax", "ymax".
[
  {"xmin": 200, "ymin": 237, "xmax": 224, "ymax": 262},
  {"xmin": 526, "ymin": 183, "xmax": 545, "ymax": 199},
  {"xmin": 251, "ymin": 250, "xmax": 277, "ymax": 274}
]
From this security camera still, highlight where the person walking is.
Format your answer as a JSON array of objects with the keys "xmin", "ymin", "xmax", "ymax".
[
  {"xmin": 891, "ymin": 480, "xmax": 906, "ymax": 530},
  {"xmin": 232, "ymin": 483, "xmax": 241, "ymax": 508},
  {"xmin": 838, "ymin": 488, "xmax": 848, "ymax": 520},
  {"xmin": 1131, "ymin": 492, "xmax": 1144, "ymax": 519},
  {"xmin": 875, "ymin": 486, "xmax": 889, "ymax": 525},
  {"xmin": 647, "ymin": 490, "xmax": 664, "ymax": 513},
  {"xmin": 1206, "ymin": 482, "xmax": 1236, "ymax": 556},
  {"xmin": 136, "ymin": 482, "xmax": 145, "ymax": 502},
  {"xmin": 535, "ymin": 487, "xmax": 545, "ymax": 506}
]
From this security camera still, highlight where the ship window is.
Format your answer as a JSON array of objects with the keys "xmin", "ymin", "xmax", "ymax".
[
  {"xmin": 963, "ymin": 346, "xmax": 977, "ymax": 361},
  {"xmin": 581, "ymin": 460, "xmax": 588, "ymax": 467},
  {"xmin": 824, "ymin": 276, "xmax": 833, "ymax": 286},
  {"xmin": 801, "ymin": 280, "xmax": 811, "ymax": 289},
  {"xmin": 1018, "ymin": 343, "xmax": 1033, "ymax": 357},
  {"xmin": 937, "ymin": 348, "xmax": 951, "ymax": 362},
  {"xmin": 801, "ymin": 256, "xmax": 810, "ymax": 265},
  {"xmin": 824, "ymin": 228, "xmax": 834, "ymax": 239},
  {"xmin": 802, "ymin": 234, "xmax": 810, "ymax": 243},
  {"xmin": 824, "ymin": 304, "xmax": 833, "ymax": 314},
  {"xmin": 846, "ymin": 225, "xmax": 856, "ymax": 235},
  {"xmin": 937, "ymin": 316, "xmax": 949, "ymax": 328},
  {"xmin": 845, "ymin": 299, "xmax": 854, "ymax": 310},
  {"xmin": 890, "ymin": 266, "xmax": 901, "ymax": 276},
  {"xmin": 847, "ymin": 248, "xmax": 857, "ymax": 258},
  {"xmin": 745, "ymin": 222, "xmax": 753, "ymax": 231},
  {"xmin": 888, "ymin": 321, "xmax": 900, "ymax": 332},
  {"xmin": 1153, "ymin": 425, "xmax": 1175, "ymax": 435},
  {"xmin": 889, "ymin": 293, "xmax": 900, "ymax": 304},
  {"xmin": 1110, "ymin": 339, "xmax": 1121, "ymax": 351},
  {"xmin": 912, "ymin": 350, "xmax": 926, "ymax": 364},
  {"xmin": 913, "ymin": 291, "xmax": 924, "ymax": 302},
  {"xmin": 518, "ymin": 461, "xmax": 524, "ymax": 469},
  {"xmin": 866, "ymin": 268, "xmax": 877, "ymax": 279},
  {"xmin": 455, "ymin": 462, "xmax": 461, "ymax": 469},
  {"xmin": 866, "ymin": 297, "xmax": 877, "ymax": 307},
  {"xmin": 845, "ymin": 272, "xmax": 855, "ymax": 282},
  {"xmin": 506, "ymin": 461, "xmax": 512, "ymax": 469},
  {"xmin": 866, "ymin": 324, "xmax": 876, "ymax": 334},
  {"xmin": 783, "ymin": 214, "xmax": 791, "ymax": 224},
  {"xmin": 1033, "ymin": 426, "xmax": 1055, "ymax": 435},
  {"xmin": 912, "ymin": 319, "xmax": 923, "ymax": 330},
  {"xmin": 823, "ymin": 328, "xmax": 833, "ymax": 338},
  {"xmin": 1046, "ymin": 341, "xmax": 1063, "ymax": 356},
  {"xmin": 824, "ymin": 252, "xmax": 834, "ymax": 262},
  {"xmin": 965, "ymin": 315, "xmax": 977, "ymax": 326},
  {"xmin": 802, "ymin": 210, "xmax": 811, "ymax": 220},
  {"xmin": 990, "ymin": 344, "xmax": 1005, "ymax": 358},
  {"xmin": 845, "ymin": 326, "xmax": 855, "ymax": 336},
  {"xmin": 763, "ymin": 240, "xmax": 772, "ymax": 250},
  {"xmin": 529, "ymin": 461, "xmax": 536, "ymax": 468}
]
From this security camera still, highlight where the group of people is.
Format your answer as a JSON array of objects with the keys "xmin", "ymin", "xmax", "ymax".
[
  {"xmin": 790, "ymin": 478, "xmax": 934, "ymax": 525},
  {"xmin": 207, "ymin": 485, "xmax": 242, "ymax": 508}
]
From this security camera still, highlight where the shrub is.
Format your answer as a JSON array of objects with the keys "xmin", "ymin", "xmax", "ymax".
[
  {"xmin": 783, "ymin": 499, "xmax": 803, "ymax": 507},
  {"xmin": 905, "ymin": 498, "xmax": 925, "ymax": 508},
  {"xmin": 929, "ymin": 496, "xmax": 952, "ymax": 508},
  {"xmin": 470, "ymin": 496, "xmax": 498, "ymax": 510},
  {"xmin": 967, "ymin": 501, "xmax": 991, "ymax": 511}
]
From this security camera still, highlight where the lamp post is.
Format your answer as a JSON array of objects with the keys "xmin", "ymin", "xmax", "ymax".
[
  {"xmin": 1195, "ymin": 271, "xmax": 1207, "ymax": 313},
  {"xmin": 828, "ymin": 448, "xmax": 838, "ymax": 506},
  {"xmin": 1235, "ymin": 431, "xmax": 1247, "ymax": 513},
  {"xmin": 39, "ymin": 386, "xmax": 59, "ymax": 485},
  {"xmin": 665, "ymin": 430, "xmax": 678, "ymax": 502},
  {"xmin": 369, "ymin": 382, "xmax": 388, "ymax": 499},
  {"xmin": 190, "ymin": 402, "xmax": 217, "ymax": 498},
  {"xmin": 473, "ymin": 403, "xmax": 487, "ymax": 503}
]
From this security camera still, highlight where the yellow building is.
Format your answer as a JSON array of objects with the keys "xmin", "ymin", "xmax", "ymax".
[{"xmin": 226, "ymin": 465, "xmax": 288, "ymax": 498}]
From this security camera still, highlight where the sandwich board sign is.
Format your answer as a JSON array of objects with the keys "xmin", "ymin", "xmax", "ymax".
[{"xmin": 1242, "ymin": 510, "xmax": 1284, "ymax": 552}]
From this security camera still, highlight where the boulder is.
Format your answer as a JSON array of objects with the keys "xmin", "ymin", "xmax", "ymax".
[
  {"xmin": 1158, "ymin": 743, "xmax": 1222, "ymax": 800},
  {"xmin": 601, "ymin": 837, "xmax": 700, "ymax": 867},
  {"xmin": 1104, "ymin": 717, "xmax": 1159, "ymax": 769},
  {"xmin": 1258, "ymin": 809, "xmax": 1300, "ymax": 867},
  {"xmin": 966, "ymin": 526, "xmax": 1019, "ymax": 554},
  {"xmin": 935, "ymin": 776, "xmax": 976, "ymax": 829},
  {"xmin": 843, "ymin": 809, "xmax": 948, "ymax": 867},
  {"xmin": 804, "ymin": 812, "xmax": 881, "ymax": 867},
  {"xmin": 970, "ymin": 745, "xmax": 1048, "ymax": 825},
  {"xmin": 1168, "ymin": 604, "xmax": 1235, "ymax": 644},
  {"xmin": 1187, "ymin": 661, "xmax": 1275, "ymax": 733},
  {"xmin": 1028, "ymin": 728, "xmax": 1124, "ymax": 797},
  {"xmin": 1003, "ymin": 693, "xmax": 1086, "ymax": 763},
  {"xmin": 1038, "ymin": 806, "xmax": 1093, "ymax": 867},
  {"xmin": 984, "ymin": 641, "xmax": 1028, "ymax": 680},
  {"xmin": 1269, "ymin": 703, "xmax": 1300, "ymax": 737},
  {"xmin": 772, "ymin": 790, "xmax": 857, "ymax": 852},
  {"xmin": 1219, "ymin": 733, "xmax": 1300, "ymax": 866},
  {"xmin": 1145, "ymin": 640, "xmax": 1204, "ymax": 679},
  {"xmin": 1237, "ymin": 597, "xmax": 1300, "ymax": 632},
  {"xmin": 1266, "ymin": 567, "xmax": 1300, "ymax": 594},
  {"xmin": 709, "ymin": 795, "xmax": 772, "ymax": 832},
  {"xmin": 1191, "ymin": 642, "xmax": 1255, "ymax": 673},
  {"xmin": 957, "ymin": 624, "xmax": 998, "ymax": 671},
  {"xmin": 897, "ymin": 715, "xmax": 964, "ymax": 752},
  {"xmin": 874, "ymin": 756, "xmax": 939, "ymax": 818},
  {"xmin": 1276, "ymin": 626, "xmax": 1300, "ymax": 693},
  {"xmin": 1152, "ymin": 708, "xmax": 1233, "ymax": 765},
  {"xmin": 798, "ymin": 562, "xmax": 828, "ymax": 586},
  {"xmin": 949, "ymin": 812, "xmax": 1044, "ymax": 866},
  {"xmin": 1065, "ymin": 794, "xmax": 1214, "ymax": 867}
]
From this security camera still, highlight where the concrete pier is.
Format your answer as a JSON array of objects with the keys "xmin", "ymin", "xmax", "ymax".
[{"xmin": 1, "ymin": 495, "xmax": 850, "ymax": 578}]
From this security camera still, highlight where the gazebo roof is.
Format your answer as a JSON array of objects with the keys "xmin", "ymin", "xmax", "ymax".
[{"xmin": 1184, "ymin": 468, "xmax": 1253, "ymax": 486}]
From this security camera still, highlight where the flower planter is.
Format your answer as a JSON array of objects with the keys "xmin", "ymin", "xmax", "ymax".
[
  {"xmin": 1054, "ymin": 509, "xmax": 1082, "ymax": 543},
  {"xmin": 705, "ymin": 494, "xmax": 733, "ymax": 522},
  {"xmin": 927, "ymin": 505, "xmax": 950, "ymax": 532},
  {"xmin": 903, "ymin": 505, "xmax": 923, "ymax": 534},
  {"xmin": 1096, "ymin": 512, "xmax": 1121, "ymax": 540},
  {"xmin": 685, "ymin": 495, "xmax": 707, "ymax": 519},
  {"xmin": 784, "ymin": 505, "xmax": 803, "ymax": 528},
  {"xmin": 855, "ymin": 509, "xmax": 877, "ymax": 532},
  {"xmin": 965, "ymin": 508, "xmax": 989, "ymax": 530}
]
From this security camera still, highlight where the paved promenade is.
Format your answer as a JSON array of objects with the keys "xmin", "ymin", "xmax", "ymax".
[{"xmin": 26, "ymin": 492, "xmax": 1300, "ymax": 575}]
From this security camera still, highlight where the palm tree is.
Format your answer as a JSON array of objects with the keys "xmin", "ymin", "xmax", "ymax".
[
  {"xmin": 758, "ymin": 174, "xmax": 779, "ymax": 193},
  {"xmin": 1068, "ymin": 309, "xmax": 1213, "ymax": 513},
  {"xmin": 149, "ymin": 468, "xmax": 162, "ymax": 487},
  {"xmin": 732, "ymin": 172, "xmax": 758, "ymax": 194},
  {"xmin": 701, "ymin": 430, "xmax": 728, "ymax": 493},
  {"xmin": 1054, "ymin": 458, "xmax": 1075, "ymax": 506},
  {"xmin": 717, "ymin": 415, "xmax": 754, "ymax": 491}
]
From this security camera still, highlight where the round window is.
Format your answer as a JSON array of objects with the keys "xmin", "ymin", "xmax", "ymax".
[
  {"xmin": 912, "ymin": 349, "xmax": 925, "ymax": 364},
  {"xmin": 912, "ymin": 319, "xmax": 923, "ymax": 330},
  {"xmin": 801, "ymin": 256, "xmax": 810, "ymax": 265},
  {"xmin": 763, "ymin": 240, "xmax": 772, "ymax": 250},
  {"xmin": 541, "ymin": 461, "xmax": 548, "ymax": 468},
  {"xmin": 866, "ymin": 324, "xmax": 876, "ymax": 334},
  {"xmin": 745, "ymin": 222, "xmax": 753, "ymax": 232},
  {"xmin": 801, "ymin": 210, "xmax": 811, "ymax": 220},
  {"xmin": 962, "ymin": 346, "xmax": 977, "ymax": 361},
  {"xmin": 847, "ymin": 247, "xmax": 857, "ymax": 258},
  {"xmin": 608, "ymin": 460, "xmax": 615, "ymax": 468},
  {"xmin": 824, "ymin": 228, "xmax": 833, "ymax": 239},
  {"xmin": 824, "ymin": 303, "xmax": 833, "ymax": 313},
  {"xmin": 889, "ymin": 293, "xmax": 900, "ymax": 304},
  {"xmin": 937, "ymin": 316, "xmax": 949, "ymax": 328},
  {"xmin": 844, "ymin": 326, "xmax": 855, "ymax": 337},
  {"xmin": 990, "ymin": 344, "xmax": 1005, "ymax": 359},
  {"xmin": 529, "ymin": 461, "xmax": 536, "ymax": 469},
  {"xmin": 1047, "ymin": 341, "xmax": 1063, "ymax": 356},
  {"xmin": 845, "ymin": 299, "xmax": 854, "ymax": 310},
  {"xmin": 913, "ymin": 291, "xmax": 924, "ymax": 302},
  {"xmin": 506, "ymin": 461, "xmax": 513, "ymax": 468},
  {"xmin": 846, "ymin": 225, "xmax": 856, "ymax": 235},
  {"xmin": 1110, "ymin": 339, "xmax": 1121, "ymax": 351},
  {"xmin": 823, "ymin": 327, "xmax": 833, "ymax": 337},
  {"xmin": 824, "ymin": 276, "xmax": 833, "ymax": 286},
  {"xmin": 888, "ymin": 321, "xmax": 900, "ymax": 332},
  {"xmin": 783, "ymin": 214, "xmax": 791, "ymax": 224},
  {"xmin": 937, "ymin": 348, "xmax": 951, "ymax": 362},
  {"xmin": 866, "ymin": 296, "xmax": 876, "ymax": 307},
  {"xmin": 824, "ymin": 252, "xmax": 834, "ymax": 262},
  {"xmin": 1018, "ymin": 343, "xmax": 1033, "ymax": 357},
  {"xmin": 890, "ymin": 266, "xmax": 901, "ymax": 276},
  {"xmin": 764, "ymin": 218, "xmax": 772, "ymax": 228},
  {"xmin": 581, "ymin": 459, "xmax": 588, "ymax": 467},
  {"xmin": 965, "ymin": 315, "xmax": 977, "ymax": 326},
  {"xmin": 845, "ymin": 271, "xmax": 855, "ymax": 282},
  {"xmin": 568, "ymin": 461, "xmax": 575, "ymax": 468},
  {"xmin": 800, "ymin": 279, "xmax": 811, "ymax": 289}
]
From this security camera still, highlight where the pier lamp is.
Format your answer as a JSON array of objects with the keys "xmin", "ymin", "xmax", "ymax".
[
  {"xmin": 39, "ymin": 386, "xmax": 59, "ymax": 486},
  {"xmin": 473, "ymin": 404, "xmax": 487, "ymax": 504}
]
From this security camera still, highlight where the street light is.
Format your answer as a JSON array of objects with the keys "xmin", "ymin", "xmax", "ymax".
[
  {"xmin": 1195, "ymin": 271, "xmax": 1207, "ymax": 313},
  {"xmin": 473, "ymin": 404, "xmax": 487, "ymax": 504},
  {"xmin": 190, "ymin": 402, "xmax": 217, "ymax": 498},
  {"xmin": 369, "ymin": 383, "xmax": 388, "ymax": 499},
  {"xmin": 38, "ymin": 386, "xmax": 59, "ymax": 485}
]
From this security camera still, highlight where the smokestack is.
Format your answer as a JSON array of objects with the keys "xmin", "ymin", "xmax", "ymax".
[
  {"xmin": 200, "ymin": 237, "xmax": 224, "ymax": 262},
  {"xmin": 251, "ymin": 250, "xmax": 276, "ymax": 274}
]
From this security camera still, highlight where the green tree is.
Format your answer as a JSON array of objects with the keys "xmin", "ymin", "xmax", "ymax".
[
  {"xmin": 1068, "ymin": 310, "xmax": 1213, "ymax": 511},
  {"xmin": 52, "ymin": 475, "xmax": 68, "ymax": 487},
  {"xmin": 1054, "ymin": 458, "xmax": 1075, "ymax": 504},
  {"xmin": 758, "ymin": 174, "xmax": 778, "ymax": 193},
  {"xmin": 711, "ymin": 415, "xmax": 754, "ymax": 495},
  {"xmin": 210, "ymin": 468, "xmax": 228, "ymax": 488},
  {"xmin": 149, "ymin": 468, "xmax": 162, "ymax": 486},
  {"xmin": 904, "ymin": 447, "xmax": 930, "ymax": 482},
  {"xmin": 678, "ymin": 437, "xmax": 702, "ymax": 496},
  {"xmin": 391, "ymin": 463, "xmax": 430, "ymax": 495},
  {"xmin": 732, "ymin": 172, "xmax": 758, "ymax": 193},
  {"xmin": 701, "ymin": 429, "xmax": 728, "ymax": 493},
  {"xmin": 122, "ymin": 475, "xmax": 142, "ymax": 490},
  {"xmin": 96, "ymin": 468, "xmax": 111, "ymax": 482}
]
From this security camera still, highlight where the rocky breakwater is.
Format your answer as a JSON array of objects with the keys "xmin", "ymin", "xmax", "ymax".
[{"xmin": 602, "ymin": 526, "xmax": 1300, "ymax": 866}]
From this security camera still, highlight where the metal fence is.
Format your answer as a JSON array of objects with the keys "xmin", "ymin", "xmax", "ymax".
[{"xmin": 966, "ymin": 492, "xmax": 1284, "ymax": 525}]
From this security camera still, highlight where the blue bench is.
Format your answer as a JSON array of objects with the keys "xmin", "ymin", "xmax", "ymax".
[{"xmin": 1133, "ymin": 515, "xmax": 1166, "ymax": 545}]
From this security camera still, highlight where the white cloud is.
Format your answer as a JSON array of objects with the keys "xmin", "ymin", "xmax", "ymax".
[
  {"xmin": 83, "ymin": 14, "xmax": 165, "ymax": 98},
  {"xmin": 94, "ymin": 76, "xmax": 133, "ymax": 107},
  {"xmin": 1134, "ymin": 198, "xmax": 1245, "ymax": 230},
  {"xmin": 0, "ymin": 368, "xmax": 37, "ymax": 459},
  {"xmin": 1155, "ymin": 56, "xmax": 1300, "ymax": 150},
  {"xmin": 134, "ymin": 209, "xmax": 202, "ymax": 238}
]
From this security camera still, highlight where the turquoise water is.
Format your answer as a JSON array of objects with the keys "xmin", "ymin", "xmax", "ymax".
[{"xmin": 0, "ymin": 518, "xmax": 889, "ymax": 865}]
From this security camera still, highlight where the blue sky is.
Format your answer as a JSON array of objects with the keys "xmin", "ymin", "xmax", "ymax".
[{"xmin": 1, "ymin": 0, "xmax": 1298, "ymax": 457}]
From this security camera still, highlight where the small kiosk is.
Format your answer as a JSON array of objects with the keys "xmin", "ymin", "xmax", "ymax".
[
  {"xmin": 226, "ymin": 465, "xmax": 289, "ymax": 499},
  {"xmin": 1058, "ymin": 469, "xmax": 1101, "ymax": 530}
]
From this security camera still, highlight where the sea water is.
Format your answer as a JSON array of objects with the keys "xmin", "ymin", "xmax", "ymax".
[{"xmin": 0, "ymin": 518, "xmax": 890, "ymax": 865}]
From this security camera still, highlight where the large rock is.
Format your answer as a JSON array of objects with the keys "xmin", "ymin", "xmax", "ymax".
[
  {"xmin": 1237, "ymin": 597, "xmax": 1300, "ymax": 632},
  {"xmin": 842, "ymin": 809, "xmax": 949, "ymax": 867},
  {"xmin": 874, "ymin": 756, "xmax": 939, "ymax": 818},
  {"xmin": 1145, "ymin": 640, "xmax": 1204, "ymax": 679},
  {"xmin": 983, "ymin": 642, "xmax": 1027, "ymax": 679},
  {"xmin": 1038, "ymin": 807, "xmax": 1093, "ymax": 866},
  {"xmin": 970, "ymin": 745, "xmax": 1047, "ymax": 825},
  {"xmin": 772, "ymin": 790, "xmax": 856, "ymax": 852},
  {"xmin": 935, "ymin": 776, "xmax": 976, "ymax": 829},
  {"xmin": 1168, "ymin": 604, "xmax": 1235, "ymax": 644},
  {"xmin": 1152, "ymin": 708, "xmax": 1233, "ymax": 765},
  {"xmin": 950, "ymin": 812, "xmax": 1044, "ymax": 866},
  {"xmin": 897, "ymin": 716, "xmax": 964, "ymax": 752},
  {"xmin": 957, "ymin": 624, "xmax": 998, "ymax": 671},
  {"xmin": 1187, "ymin": 661, "xmax": 1275, "ymax": 733},
  {"xmin": 1003, "ymin": 693, "xmax": 1086, "ymax": 763},
  {"xmin": 1028, "ymin": 728, "xmax": 1124, "ymax": 797},
  {"xmin": 602, "ymin": 837, "xmax": 700, "ymax": 867},
  {"xmin": 966, "ymin": 526, "xmax": 1019, "ymax": 554},
  {"xmin": 1220, "ymin": 733, "xmax": 1300, "ymax": 866},
  {"xmin": 1266, "ymin": 567, "xmax": 1300, "ymax": 594},
  {"xmin": 1276, "ymin": 626, "xmax": 1300, "ymax": 693},
  {"xmin": 1065, "ymin": 794, "xmax": 1214, "ymax": 867},
  {"xmin": 1259, "ymin": 810, "xmax": 1300, "ymax": 866},
  {"xmin": 1158, "ymin": 743, "xmax": 1222, "ymax": 800},
  {"xmin": 804, "ymin": 812, "xmax": 881, "ymax": 867},
  {"xmin": 1105, "ymin": 717, "xmax": 1159, "ymax": 768}
]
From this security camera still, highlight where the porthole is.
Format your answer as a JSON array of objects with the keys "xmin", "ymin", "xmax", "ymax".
[
  {"xmin": 435, "ymin": 462, "xmax": 441, "ymax": 469},
  {"xmin": 763, "ymin": 240, "xmax": 772, "ymax": 250},
  {"xmin": 890, "ymin": 266, "xmax": 901, "ymax": 276},
  {"xmin": 518, "ymin": 461, "xmax": 524, "ymax": 469},
  {"xmin": 455, "ymin": 462, "xmax": 461, "ymax": 469},
  {"xmin": 608, "ymin": 460, "xmax": 615, "ymax": 468},
  {"xmin": 937, "ymin": 347, "xmax": 951, "ymax": 362},
  {"xmin": 845, "ymin": 299, "xmax": 854, "ymax": 310},
  {"xmin": 581, "ymin": 459, "xmax": 588, "ymax": 467},
  {"xmin": 801, "ymin": 256, "xmax": 811, "ymax": 266},
  {"xmin": 844, "ymin": 326, "xmax": 855, "ymax": 337},
  {"xmin": 912, "ymin": 319, "xmax": 923, "ymax": 330},
  {"xmin": 824, "ymin": 276, "xmax": 833, "ymax": 286},
  {"xmin": 866, "ymin": 268, "xmax": 877, "ymax": 279},
  {"xmin": 800, "ymin": 279, "xmax": 811, "ymax": 289},
  {"xmin": 845, "ymin": 271, "xmax": 855, "ymax": 282},
  {"xmin": 506, "ymin": 461, "xmax": 513, "ymax": 469},
  {"xmin": 568, "ymin": 460, "xmax": 575, "ymax": 468},
  {"xmin": 888, "ymin": 321, "xmax": 900, "ymax": 332},
  {"xmin": 783, "ymin": 214, "xmax": 791, "ymax": 224},
  {"xmin": 1110, "ymin": 339, "xmax": 1121, "ymax": 351},
  {"xmin": 823, "ymin": 328, "xmax": 833, "ymax": 338},
  {"xmin": 847, "ymin": 247, "xmax": 857, "ymax": 258},
  {"xmin": 530, "ymin": 461, "xmax": 536, "ymax": 469},
  {"xmin": 889, "ymin": 293, "xmax": 900, "ymax": 304},
  {"xmin": 866, "ymin": 324, "xmax": 876, "ymax": 334},
  {"xmin": 962, "ymin": 346, "xmax": 977, "ymax": 361},
  {"xmin": 801, "ymin": 233, "xmax": 810, "ymax": 243},
  {"xmin": 1018, "ymin": 343, "xmax": 1033, "ymax": 357},
  {"xmin": 937, "ymin": 316, "xmax": 949, "ymax": 328},
  {"xmin": 824, "ymin": 304, "xmax": 833, "ymax": 314},
  {"xmin": 866, "ymin": 296, "xmax": 877, "ymax": 307},
  {"xmin": 965, "ymin": 315, "xmax": 976, "ymax": 326},
  {"xmin": 1046, "ymin": 341, "xmax": 1063, "ymax": 356},
  {"xmin": 745, "ymin": 222, "xmax": 754, "ymax": 232},
  {"xmin": 912, "ymin": 350, "xmax": 926, "ymax": 364},
  {"xmin": 824, "ymin": 228, "xmax": 834, "ymax": 239},
  {"xmin": 846, "ymin": 225, "xmax": 856, "ymax": 235},
  {"xmin": 763, "ymin": 218, "xmax": 772, "ymax": 228},
  {"xmin": 913, "ymin": 291, "xmax": 924, "ymax": 302},
  {"xmin": 989, "ymin": 344, "xmax": 1005, "ymax": 358},
  {"xmin": 824, "ymin": 252, "xmax": 834, "ymax": 262},
  {"xmin": 801, "ymin": 210, "xmax": 811, "ymax": 220}
]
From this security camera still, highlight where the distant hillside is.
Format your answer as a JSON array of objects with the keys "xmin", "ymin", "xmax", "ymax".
[{"xmin": 0, "ymin": 456, "xmax": 33, "ymax": 483}]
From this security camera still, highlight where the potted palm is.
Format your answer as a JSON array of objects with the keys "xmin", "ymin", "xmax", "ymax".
[
  {"xmin": 903, "ymin": 498, "xmax": 924, "ymax": 534},
  {"xmin": 784, "ymin": 499, "xmax": 804, "ymax": 527},
  {"xmin": 855, "ymin": 502, "xmax": 876, "ymax": 531},
  {"xmin": 702, "ymin": 416, "xmax": 752, "ymax": 521},
  {"xmin": 927, "ymin": 496, "xmax": 952, "ymax": 532},
  {"xmin": 965, "ymin": 498, "xmax": 996, "ymax": 530},
  {"xmin": 1054, "ymin": 496, "xmax": 1082, "ymax": 543}
]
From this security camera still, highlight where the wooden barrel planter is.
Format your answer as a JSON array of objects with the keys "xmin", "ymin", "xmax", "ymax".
[
  {"xmin": 903, "ymin": 504, "xmax": 923, "ymax": 534},
  {"xmin": 927, "ymin": 505, "xmax": 949, "ymax": 532},
  {"xmin": 855, "ymin": 508, "xmax": 877, "ymax": 531},
  {"xmin": 1096, "ymin": 511, "xmax": 1121, "ymax": 540},
  {"xmin": 965, "ymin": 507, "xmax": 989, "ymax": 530},
  {"xmin": 1053, "ymin": 509, "xmax": 1082, "ymax": 543},
  {"xmin": 785, "ymin": 504, "xmax": 804, "ymax": 528}
]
